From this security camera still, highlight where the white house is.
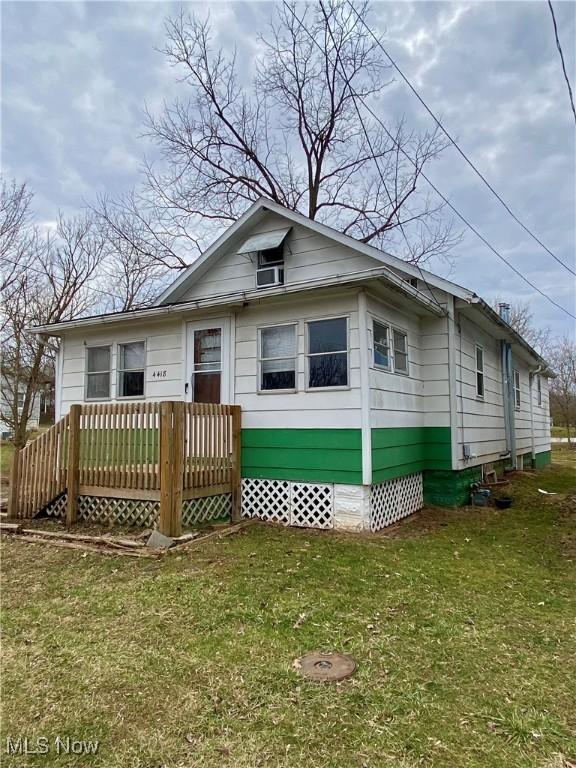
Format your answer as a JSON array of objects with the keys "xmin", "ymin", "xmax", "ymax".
[{"xmin": 32, "ymin": 199, "xmax": 552, "ymax": 531}]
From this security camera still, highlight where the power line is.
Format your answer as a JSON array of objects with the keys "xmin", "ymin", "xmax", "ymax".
[
  {"xmin": 547, "ymin": 0, "xmax": 576, "ymax": 126},
  {"xmin": 282, "ymin": 0, "xmax": 576, "ymax": 322},
  {"xmin": 345, "ymin": 0, "xmax": 576, "ymax": 277}
]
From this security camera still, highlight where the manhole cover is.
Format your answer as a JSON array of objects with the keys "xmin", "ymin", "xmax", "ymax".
[{"xmin": 295, "ymin": 652, "xmax": 357, "ymax": 682}]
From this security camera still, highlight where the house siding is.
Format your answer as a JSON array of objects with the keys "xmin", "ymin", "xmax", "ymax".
[
  {"xmin": 241, "ymin": 428, "xmax": 362, "ymax": 484},
  {"xmin": 371, "ymin": 427, "xmax": 452, "ymax": 483},
  {"xmin": 58, "ymin": 319, "xmax": 184, "ymax": 416},
  {"xmin": 178, "ymin": 211, "xmax": 383, "ymax": 303},
  {"xmin": 233, "ymin": 291, "xmax": 363, "ymax": 430}
]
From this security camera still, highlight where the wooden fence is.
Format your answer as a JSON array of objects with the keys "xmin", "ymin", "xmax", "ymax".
[{"xmin": 8, "ymin": 401, "xmax": 242, "ymax": 537}]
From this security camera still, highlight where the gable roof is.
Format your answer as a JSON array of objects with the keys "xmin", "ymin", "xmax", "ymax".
[{"xmin": 156, "ymin": 197, "xmax": 474, "ymax": 306}]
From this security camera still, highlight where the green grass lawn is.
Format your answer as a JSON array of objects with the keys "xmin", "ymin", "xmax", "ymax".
[{"xmin": 1, "ymin": 458, "xmax": 575, "ymax": 768}]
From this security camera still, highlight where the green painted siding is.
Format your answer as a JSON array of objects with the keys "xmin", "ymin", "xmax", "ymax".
[
  {"xmin": 423, "ymin": 467, "xmax": 482, "ymax": 507},
  {"xmin": 372, "ymin": 427, "xmax": 452, "ymax": 483},
  {"xmin": 534, "ymin": 450, "xmax": 551, "ymax": 469},
  {"xmin": 241, "ymin": 428, "xmax": 363, "ymax": 484}
]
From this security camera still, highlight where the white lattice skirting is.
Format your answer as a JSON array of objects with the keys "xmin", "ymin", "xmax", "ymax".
[
  {"xmin": 39, "ymin": 492, "xmax": 231, "ymax": 529},
  {"xmin": 43, "ymin": 493, "xmax": 67, "ymax": 519},
  {"xmin": 242, "ymin": 473, "xmax": 424, "ymax": 532},
  {"xmin": 370, "ymin": 473, "xmax": 423, "ymax": 532},
  {"xmin": 78, "ymin": 496, "xmax": 160, "ymax": 528},
  {"xmin": 242, "ymin": 479, "xmax": 334, "ymax": 529},
  {"xmin": 182, "ymin": 494, "xmax": 231, "ymax": 525}
]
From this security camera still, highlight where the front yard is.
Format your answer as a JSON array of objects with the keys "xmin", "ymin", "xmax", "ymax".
[{"xmin": 1, "ymin": 456, "xmax": 575, "ymax": 767}]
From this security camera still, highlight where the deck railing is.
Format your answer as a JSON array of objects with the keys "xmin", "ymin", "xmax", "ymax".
[{"xmin": 8, "ymin": 401, "xmax": 242, "ymax": 536}]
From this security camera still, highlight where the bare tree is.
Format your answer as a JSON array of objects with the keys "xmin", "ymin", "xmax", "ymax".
[
  {"xmin": 98, "ymin": 0, "xmax": 459, "ymax": 269},
  {"xmin": 491, "ymin": 299, "xmax": 552, "ymax": 356},
  {"xmin": 548, "ymin": 336, "xmax": 576, "ymax": 445},
  {"xmin": 1, "ymin": 212, "xmax": 106, "ymax": 447},
  {"xmin": 94, "ymin": 197, "xmax": 173, "ymax": 312},
  {"xmin": 0, "ymin": 176, "xmax": 34, "ymax": 293}
]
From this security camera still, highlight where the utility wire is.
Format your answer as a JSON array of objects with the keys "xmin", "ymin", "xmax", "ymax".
[
  {"xmin": 547, "ymin": 0, "xmax": 576, "ymax": 126},
  {"xmin": 346, "ymin": 0, "xmax": 576, "ymax": 276},
  {"xmin": 282, "ymin": 0, "xmax": 576, "ymax": 321}
]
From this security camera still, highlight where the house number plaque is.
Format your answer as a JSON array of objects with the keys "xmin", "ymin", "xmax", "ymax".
[{"xmin": 152, "ymin": 370, "xmax": 167, "ymax": 378}]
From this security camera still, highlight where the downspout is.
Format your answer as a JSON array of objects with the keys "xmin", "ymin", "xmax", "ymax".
[
  {"xmin": 529, "ymin": 365, "xmax": 543, "ymax": 465},
  {"xmin": 498, "ymin": 303, "xmax": 516, "ymax": 468}
]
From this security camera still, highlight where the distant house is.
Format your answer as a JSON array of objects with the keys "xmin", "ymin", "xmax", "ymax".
[
  {"xmin": 0, "ymin": 373, "xmax": 42, "ymax": 438},
  {"xmin": 32, "ymin": 199, "xmax": 552, "ymax": 531}
]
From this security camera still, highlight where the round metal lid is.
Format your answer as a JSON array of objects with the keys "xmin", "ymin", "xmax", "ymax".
[{"xmin": 295, "ymin": 652, "xmax": 357, "ymax": 682}]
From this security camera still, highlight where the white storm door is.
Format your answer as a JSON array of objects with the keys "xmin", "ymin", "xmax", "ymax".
[{"xmin": 185, "ymin": 318, "xmax": 230, "ymax": 404}]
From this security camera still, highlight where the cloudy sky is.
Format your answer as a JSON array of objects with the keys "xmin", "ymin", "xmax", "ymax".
[{"xmin": 2, "ymin": 0, "xmax": 575, "ymax": 337}]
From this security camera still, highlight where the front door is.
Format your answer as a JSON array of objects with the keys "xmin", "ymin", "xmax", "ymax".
[{"xmin": 186, "ymin": 319, "xmax": 230, "ymax": 403}]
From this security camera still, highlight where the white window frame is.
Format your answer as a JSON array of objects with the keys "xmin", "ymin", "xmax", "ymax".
[
  {"xmin": 257, "ymin": 322, "xmax": 298, "ymax": 394},
  {"xmin": 537, "ymin": 374, "xmax": 542, "ymax": 406},
  {"xmin": 305, "ymin": 315, "xmax": 350, "ymax": 391},
  {"xmin": 513, "ymin": 369, "xmax": 521, "ymax": 410},
  {"xmin": 475, "ymin": 344, "xmax": 485, "ymax": 399},
  {"xmin": 85, "ymin": 345, "xmax": 112, "ymax": 401},
  {"xmin": 117, "ymin": 340, "xmax": 146, "ymax": 400},
  {"xmin": 392, "ymin": 327, "xmax": 409, "ymax": 376},
  {"xmin": 372, "ymin": 318, "xmax": 391, "ymax": 371}
]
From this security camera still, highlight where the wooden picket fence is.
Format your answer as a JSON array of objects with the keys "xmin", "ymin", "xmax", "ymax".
[{"xmin": 8, "ymin": 401, "xmax": 242, "ymax": 537}]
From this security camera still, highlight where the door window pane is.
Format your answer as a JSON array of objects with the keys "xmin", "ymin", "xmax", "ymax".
[
  {"xmin": 260, "ymin": 325, "xmax": 297, "ymax": 391},
  {"xmin": 194, "ymin": 329, "xmax": 221, "ymax": 371},
  {"xmin": 193, "ymin": 328, "xmax": 222, "ymax": 403}
]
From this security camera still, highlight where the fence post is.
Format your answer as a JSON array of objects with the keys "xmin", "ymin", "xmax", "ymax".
[
  {"xmin": 66, "ymin": 404, "xmax": 81, "ymax": 528},
  {"xmin": 7, "ymin": 448, "xmax": 21, "ymax": 520},
  {"xmin": 172, "ymin": 401, "xmax": 184, "ymax": 538},
  {"xmin": 159, "ymin": 401, "xmax": 183, "ymax": 538},
  {"xmin": 230, "ymin": 406, "xmax": 242, "ymax": 522}
]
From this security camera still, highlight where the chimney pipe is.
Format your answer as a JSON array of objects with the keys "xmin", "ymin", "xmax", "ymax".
[{"xmin": 498, "ymin": 302, "xmax": 511, "ymax": 324}]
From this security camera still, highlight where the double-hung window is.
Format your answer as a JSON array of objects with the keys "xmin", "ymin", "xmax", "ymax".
[
  {"xmin": 86, "ymin": 346, "xmax": 111, "ymax": 400},
  {"xmin": 475, "ymin": 345, "xmax": 485, "ymax": 398},
  {"xmin": 513, "ymin": 369, "xmax": 521, "ymax": 410},
  {"xmin": 118, "ymin": 341, "xmax": 146, "ymax": 398},
  {"xmin": 392, "ymin": 329, "xmax": 408, "ymax": 374},
  {"xmin": 373, "ymin": 321, "xmax": 391, "ymax": 369},
  {"xmin": 259, "ymin": 325, "xmax": 297, "ymax": 391},
  {"xmin": 307, "ymin": 317, "xmax": 348, "ymax": 388},
  {"xmin": 537, "ymin": 374, "xmax": 542, "ymax": 406}
]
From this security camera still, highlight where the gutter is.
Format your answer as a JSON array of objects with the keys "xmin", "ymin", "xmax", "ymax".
[
  {"xmin": 460, "ymin": 295, "xmax": 554, "ymax": 373},
  {"xmin": 30, "ymin": 266, "xmax": 445, "ymax": 335}
]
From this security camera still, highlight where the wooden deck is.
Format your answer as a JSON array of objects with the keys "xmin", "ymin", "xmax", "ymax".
[{"xmin": 8, "ymin": 401, "xmax": 242, "ymax": 536}]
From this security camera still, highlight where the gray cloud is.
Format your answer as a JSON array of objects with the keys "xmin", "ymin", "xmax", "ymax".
[{"xmin": 2, "ymin": 0, "xmax": 574, "ymax": 337}]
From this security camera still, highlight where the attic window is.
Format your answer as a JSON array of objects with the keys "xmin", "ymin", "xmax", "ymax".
[{"xmin": 236, "ymin": 227, "xmax": 291, "ymax": 289}]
